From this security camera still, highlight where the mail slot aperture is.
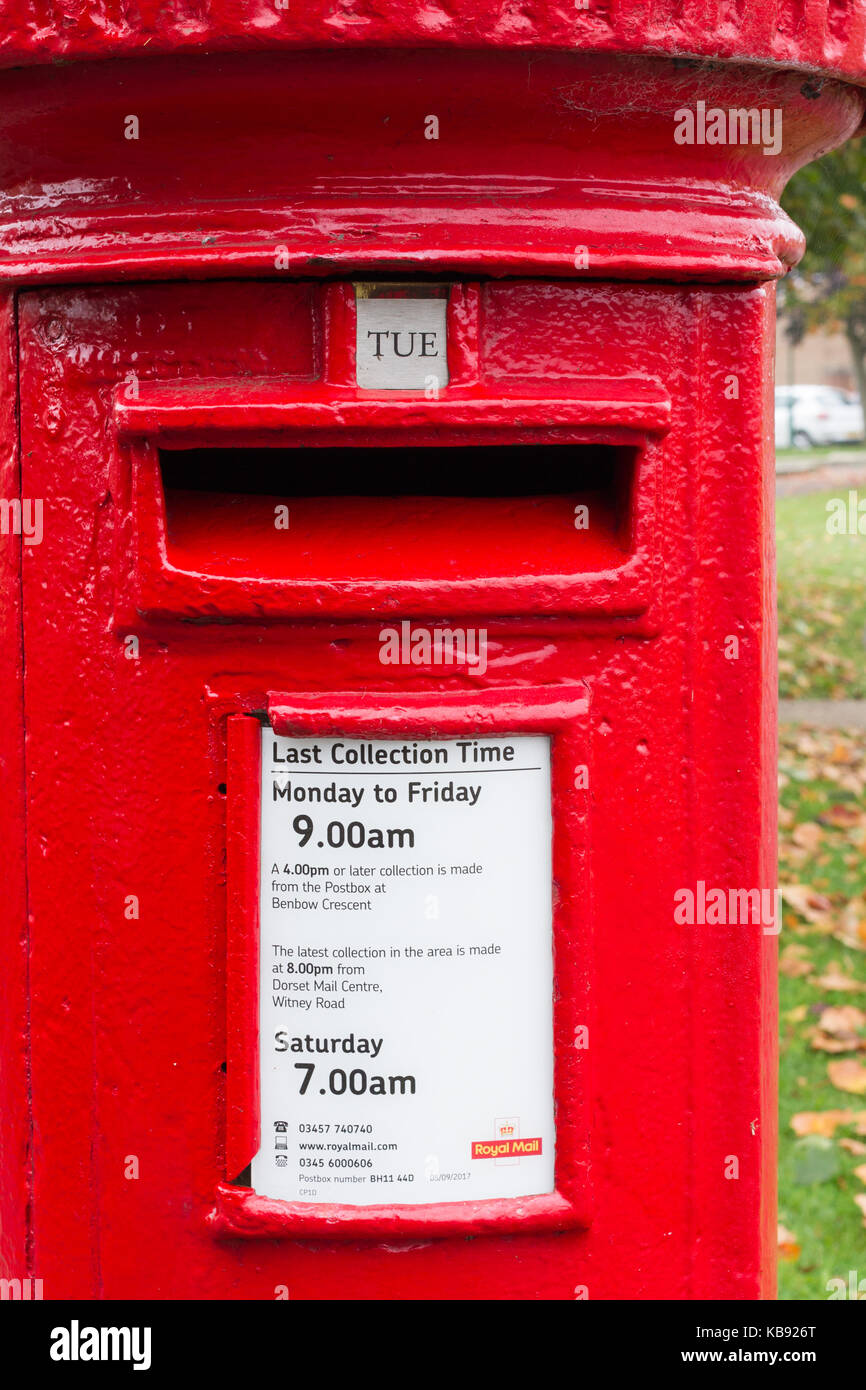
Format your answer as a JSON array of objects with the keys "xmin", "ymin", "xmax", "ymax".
[{"xmin": 157, "ymin": 442, "xmax": 638, "ymax": 587}]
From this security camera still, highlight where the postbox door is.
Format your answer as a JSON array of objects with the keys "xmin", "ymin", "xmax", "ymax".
[{"xmin": 17, "ymin": 277, "xmax": 776, "ymax": 1299}]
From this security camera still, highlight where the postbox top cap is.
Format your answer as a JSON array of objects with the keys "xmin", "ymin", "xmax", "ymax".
[{"xmin": 2, "ymin": 0, "xmax": 866, "ymax": 86}]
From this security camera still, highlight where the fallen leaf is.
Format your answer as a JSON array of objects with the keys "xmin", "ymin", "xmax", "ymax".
[
  {"xmin": 780, "ymin": 884, "xmax": 834, "ymax": 926},
  {"xmin": 811, "ymin": 965, "xmax": 866, "ymax": 994},
  {"xmin": 835, "ymin": 898, "xmax": 866, "ymax": 952},
  {"xmin": 831, "ymin": 741, "xmax": 855, "ymax": 764},
  {"xmin": 783, "ymin": 839, "xmax": 811, "ymax": 861},
  {"xmin": 829, "ymin": 1059, "xmax": 866, "ymax": 1095},
  {"xmin": 811, "ymin": 1033, "xmax": 864, "ymax": 1053},
  {"xmin": 855, "ymin": 1193, "xmax": 866, "ymax": 1228},
  {"xmin": 785, "ymin": 1004, "xmax": 809, "ymax": 1023},
  {"xmin": 780, "ymin": 944, "xmax": 813, "ymax": 978},
  {"xmin": 840, "ymin": 1137, "xmax": 866, "ymax": 1156},
  {"xmin": 810, "ymin": 1006, "xmax": 866, "ymax": 1053},
  {"xmin": 821, "ymin": 1004, "xmax": 866, "ymax": 1031},
  {"xmin": 792, "ymin": 821, "xmax": 824, "ymax": 851},
  {"xmin": 791, "ymin": 1109, "xmax": 854, "ymax": 1137},
  {"xmin": 777, "ymin": 1223, "xmax": 801, "ymax": 1261},
  {"xmin": 854, "ymin": 1163, "xmax": 866, "ymax": 1185},
  {"xmin": 820, "ymin": 804, "xmax": 864, "ymax": 829}
]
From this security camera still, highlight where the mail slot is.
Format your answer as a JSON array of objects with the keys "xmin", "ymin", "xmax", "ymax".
[{"xmin": 0, "ymin": 6, "xmax": 864, "ymax": 1303}]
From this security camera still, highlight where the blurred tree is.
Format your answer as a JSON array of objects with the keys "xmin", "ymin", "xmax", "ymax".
[{"xmin": 782, "ymin": 136, "xmax": 866, "ymax": 405}]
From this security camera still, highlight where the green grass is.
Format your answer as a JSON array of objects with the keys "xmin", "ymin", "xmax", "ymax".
[
  {"xmin": 776, "ymin": 486, "xmax": 866, "ymax": 1298},
  {"xmin": 778, "ymin": 487, "xmax": 866, "ymax": 698},
  {"xmin": 777, "ymin": 727, "xmax": 866, "ymax": 1299},
  {"xmin": 777, "ymin": 444, "xmax": 866, "ymax": 460}
]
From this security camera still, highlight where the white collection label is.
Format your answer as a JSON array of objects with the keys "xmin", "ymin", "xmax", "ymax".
[
  {"xmin": 251, "ymin": 731, "xmax": 555, "ymax": 1206},
  {"xmin": 355, "ymin": 295, "xmax": 449, "ymax": 390}
]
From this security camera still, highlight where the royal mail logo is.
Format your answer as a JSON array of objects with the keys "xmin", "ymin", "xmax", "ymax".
[
  {"xmin": 490, "ymin": 1114, "xmax": 522, "ymax": 1165},
  {"xmin": 471, "ymin": 1137, "xmax": 543, "ymax": 1159}
]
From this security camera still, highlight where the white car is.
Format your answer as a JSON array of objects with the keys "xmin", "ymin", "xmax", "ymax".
[{"xmin": 775, "ymin": 385, "xmax": 864, "ymax": 449}]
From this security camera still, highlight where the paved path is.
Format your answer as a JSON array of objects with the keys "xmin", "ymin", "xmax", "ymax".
[
  {"xmin": 776, "ymin": 457, "xmax": 866, "ymax": 498},
  {"xmin": 776, "ymin": 448, "xmax": 866, "ymax": 476},
  {"xmin": 779, "ymin": 699, "xmax": 866, "ymax": 729}
]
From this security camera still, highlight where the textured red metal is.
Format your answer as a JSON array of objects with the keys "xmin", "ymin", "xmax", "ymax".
[
  {"xmin": 10, "ymin": 277, "xmax": 779, "ymax": 1298},
  {"xmin": 0, "ymin": 53, "xmax": 860, "ymax": 285},
  {"xmin": 0, "ymin": 288, "xmax": 29, "ymax": 1288},
  {"xmin": 225, "ymin": 714, "xmax": 262, "ymax": 1188},
  {"xmin": 0, "ymin": 2, "xmax": 862, "ymax": 1303},
  {"xmin": 112, "ymin": 367, "xmax": 667, "ymax": 621},
  {"xmin": 0, "ymin": 0, "xmax": 865, "ymax": 85}
]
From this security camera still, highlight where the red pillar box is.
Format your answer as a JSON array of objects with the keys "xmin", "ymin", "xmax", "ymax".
[{"xmin": 0, "ymin": 6, "xmax": 864, "ymax": 1301}]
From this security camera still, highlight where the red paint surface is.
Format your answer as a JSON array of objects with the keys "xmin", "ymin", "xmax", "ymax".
[
  {"xmin": 0, "ymin": 0, "xmax": 863, "ymax": 85},
  {"xmin": 9, "ymin": 277, "xmax": 781, "ymax": 1298},
  {"xmin": 113, "ymin": 363, "xmax": 666, "ymax": 621},
  {"xmin": 225, "ymin": 715, "xmax": 261, "ymax": 1188},
  {"xmin": 0, "ymin": 289, "xmax": 29, "ymax": 1286},
  {"xmin": 0, "ymin": 10, "xmax": 861, "ymax": 1300},
  {"xmin": 0, "ymin": 53, "xmax": 860, "ymax": 284}
]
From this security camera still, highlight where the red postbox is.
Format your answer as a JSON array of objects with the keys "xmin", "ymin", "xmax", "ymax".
[{"xmin": 1, "ymin": 5, "xmax": 864, "ymax": 1302}]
